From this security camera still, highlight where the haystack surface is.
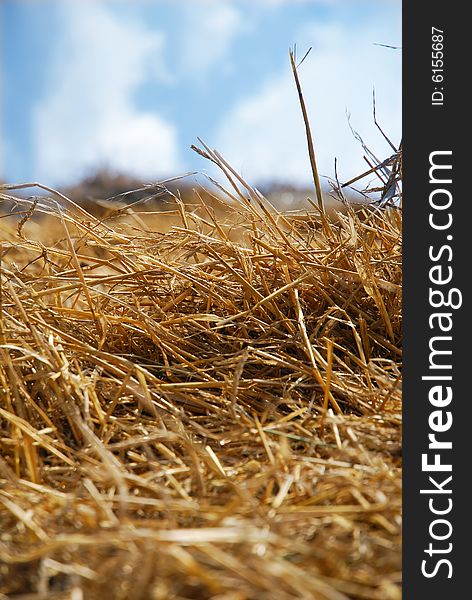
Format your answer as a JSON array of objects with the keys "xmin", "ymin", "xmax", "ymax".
[{"xmin": 0, "ymin": 160, "xmax": 401, "ymax": 599}]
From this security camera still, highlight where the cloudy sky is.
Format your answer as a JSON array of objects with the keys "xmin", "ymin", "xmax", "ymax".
[{"xmin": 1, "ymin": 0, "xmax": 401, "ymax": 188}]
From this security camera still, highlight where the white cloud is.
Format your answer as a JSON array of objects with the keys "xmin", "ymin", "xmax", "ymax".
[
  {"xmin": 244, "ymin": 0, "xmax": 390, "ymax": 10},
  {"xmin": 0, "ymin": 66, "xmax": 4, "ymax": 179},
  {"xmin": 214, "ymin": 18, "xmax": 401, "ymax": 185},
  {"xmin": 32, "ymin": 2, "xmax": 181, "ymax": 185},
  {"xmin": 259, "ymin": 0, "xmax": 338, "ymax": 5},
  {"xmin": 179, "ymin": 2, "xmax": 244, "ymax": 81}
]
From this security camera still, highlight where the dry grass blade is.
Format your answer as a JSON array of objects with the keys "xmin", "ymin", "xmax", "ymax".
[{"xmin": 289, "ymin": 48, "xmax": 324, "ymax": 214}]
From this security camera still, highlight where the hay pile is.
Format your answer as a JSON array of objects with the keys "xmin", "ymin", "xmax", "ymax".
[{"xmin": 0, "ymin": 149, "xmax": 401, "ymax": 599}]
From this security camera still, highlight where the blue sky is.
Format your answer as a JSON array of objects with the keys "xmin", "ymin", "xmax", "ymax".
[{"xmin": 0, "ymin": 0, "xmax": 401, "ymax": 187}]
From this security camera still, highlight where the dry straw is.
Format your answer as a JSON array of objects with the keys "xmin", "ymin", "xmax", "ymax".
[{"xmin": 0, "ymin": 59, "xmax": 402, "ymax": 599}]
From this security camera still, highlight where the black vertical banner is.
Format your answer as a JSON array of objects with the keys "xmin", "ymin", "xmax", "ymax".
[{"xmin": 403, "ymin": 2, "xmax": 468, "ymax": 598}]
